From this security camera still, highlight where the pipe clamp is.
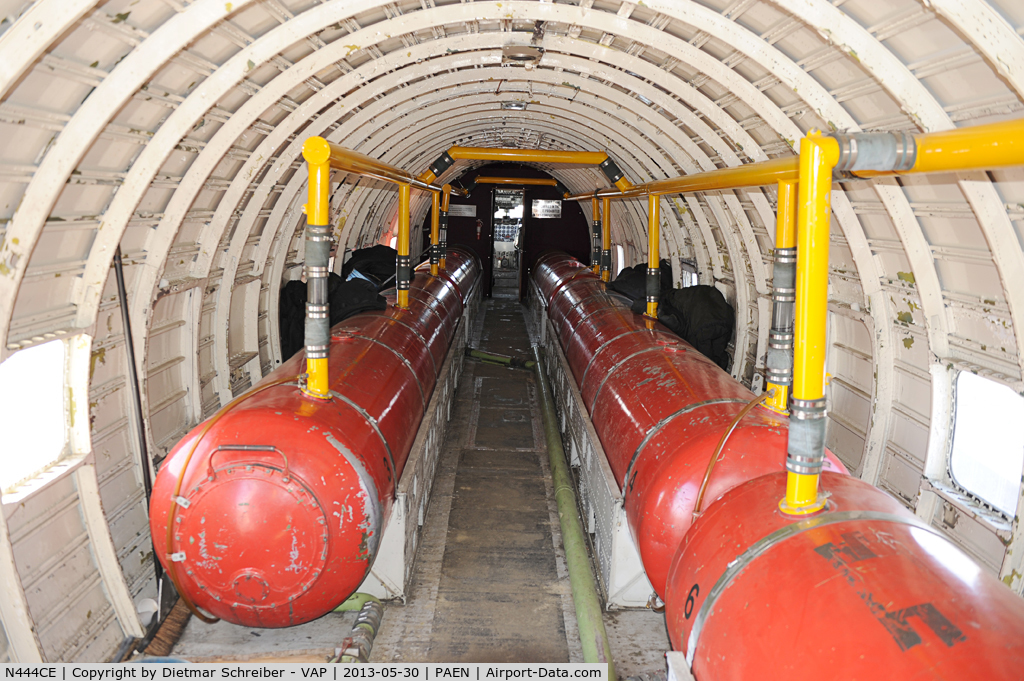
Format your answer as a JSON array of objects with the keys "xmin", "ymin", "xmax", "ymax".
[
  {"xmin": 305, "ymin": 344, "xmax": 329, "ymax": 359},
  {"xmin": 305, "ymin": 265, "xmax": 329, "ymax": 279},
  {"xmin": 791, "ymin": 397, "xmax": 827, "ymax": 420},
  {"xmin": 774, "ymin": 247, "xmax": 797, "ymax": 264},
  {"xmin": 306, "ymin": 303, "xmax": 329, "ymax": 319}
]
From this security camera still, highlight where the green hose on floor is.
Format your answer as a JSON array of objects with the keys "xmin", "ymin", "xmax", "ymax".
[
  {"xmin": 532, "ymin": 346, "xmax": 616, "ymax": 678},
  {"xmin": 334, "ymin": 593, "xmax": 381, "ymax": 612}
]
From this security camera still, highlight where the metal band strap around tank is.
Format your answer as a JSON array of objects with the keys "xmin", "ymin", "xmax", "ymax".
[
  {"xmin": 579, "ymin": 328, "xmax": 652, "ymax": 395},
  {"xmin": 590, "ymin": 345, "xmax": 678, "ymax": 419},
  {"xmin": 405, "ymin": 287, "xmax": 453, "ymax": 342},
  {"xmin": 562, "ymin": 299, "xmax": 642, "ymax": 385},
  {"xmin": 412, "ymin": 270, "xmax": 464, "ymax": 334},
  {"xmin": 685, "ymin": 510, "xmax": 942, "ymax": 666},
  {"xmin": 559, "ymin": 290, "xmax": 631, "ymax": 349},
  {"xmin": 328, "ymin": 390, "xmax": 398, "ymax": 496},
  {"xmin": 343, "ymin": 312, "xmax": 439, "ymax": 377},
  {"xmin": 545, "ymin": 269, "xmax": 597, "ymax": 308},
  {"xmin": 422, "ymin": 268, "xmax": 461, "ymax": 305},
  {"xmin": 620, "ymin": 398, "xmax": 751, "ymax": 496},
  {"xmin": 343, "ymin": 333, "xmax": 428, "ymax": 409}
]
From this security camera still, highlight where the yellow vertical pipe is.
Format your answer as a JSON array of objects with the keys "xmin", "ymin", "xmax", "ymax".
[
  {"xmin": 793, "ymin": 137, "xmax": 835, "ymax": 400},
  {"xmin": 430, "ymin": 191, "xmax": 440, "ymax": 276},
  {"xmin": 601, "ymin": 196, "xmax": 612, "ymax": 283},
  {"xmin": 306, "ymin": 158, "xmax": 331, "ymax": 398},
  {"xmin": 591, "ymin": 197, "xmax": 601, "ymax": 274},
  {"xmin": 646, "ymin": 194, "xmax": 660, "ymax": 318},
  {"xmin": 765, "ymin": 180, "xmax": 797, "ymax": 414},
  {"xmin": 397, "ymin": 182, "xmax": 411, "ymax": 309},
  {"xmin": 783, "ymin": 132, "xmax": 838, "ymax": 513},
  {"xmin": 776, "ymin": 180, "xmax": 797, "ymax": 250}
]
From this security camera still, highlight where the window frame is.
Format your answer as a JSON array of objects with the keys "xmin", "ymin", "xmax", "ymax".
[
  {"xmin": 946, "ymin": 369, "xmax": 1024, "ymax": 521},
  {"xmin": 1, "ymin": 334, "xmax": 93, "ymax": 505}
]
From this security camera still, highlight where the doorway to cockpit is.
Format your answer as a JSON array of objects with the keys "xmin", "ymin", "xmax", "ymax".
[
  {"xmin": 421, "ymin": 163, "xmax": 591, "ymax": 299},
  {"xmin": 491, "ymin": 188, "xmax": 524, "ymax": 299}
]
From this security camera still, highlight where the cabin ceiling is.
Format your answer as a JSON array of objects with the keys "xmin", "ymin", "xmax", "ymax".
[
  {"xmin": 0, "ymin": 0, "xmax": 1021, "ymax": 393},
  {"xmin": 0, "ymin": 0, "xmax": 1015, "ymax": 382},
  {"xmin": 1, "ymin": 0, "xmax": 1023, "ymax": 377}
]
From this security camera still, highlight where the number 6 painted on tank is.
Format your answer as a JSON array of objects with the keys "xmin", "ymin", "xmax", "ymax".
[{"xmin": 685, "ymin": 584, "xmax": 700, "ymax": 619}]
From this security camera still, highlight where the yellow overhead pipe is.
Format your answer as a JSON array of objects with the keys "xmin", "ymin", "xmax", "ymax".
[
  {"xmin": 646, "ymin": 194, "xmax": 660, "ymax": 319},
  {"xmin": 565, "ymin": 117, "xmax": 1024, "ymax": 205},
  {"xmin": 565, "ymin": 157, "xmax": 799, "ymax": 201},
  {"xmin": 780, "ymin": 131, "xmax": 838, "ymax": 516},
  {"xmin": 855, "ymin": 117, "xmax": 1024, "ymax": 177},
  {"xmin": 601, "ymin": 196, "xmax": 612, "ymax": 282},
  {"xmin": 304, "ymin": 137, "xmax": 468, "ymax": 197},
  {"xmin": 474, "ymin": 176, "xmax": 558, "ymax": 186},
  {"xmin": 427, "ymin": 147, "xmax": 634, "ymax": 192},
  {"xmin": 448, "ymin": 146, "xmax": 609, "ymax": 165}
]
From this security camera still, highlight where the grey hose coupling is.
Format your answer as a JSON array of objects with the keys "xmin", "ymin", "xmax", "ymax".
[
  {"xmin": 396, "ymin": 255, "xmax": 412, "ymax": 291},
  {"xmin": 829, "ymin": 131, "xmax": 916, "ymax": 177}
]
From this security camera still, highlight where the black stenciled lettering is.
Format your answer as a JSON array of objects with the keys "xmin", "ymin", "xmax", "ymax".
[
  {"xmin": 882, "ymin": 603, "xmax": 968, "ymax": 650},
  {"xmin": 813, "ymin": 531, "xmax": 876, "ymax": 566},
  {"xmin": 813, "ymin": 531, "xmax": 967, "ymax": 652},
  {"xmin": 684, "ymin": 584, "xmax": 699, "ymax": 620}
]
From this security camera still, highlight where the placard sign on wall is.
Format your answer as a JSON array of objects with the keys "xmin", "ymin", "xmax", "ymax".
[
  {"xmin": 448, "ymin": 204, "xmax": 477, "ymax": 217},
  {"xmin": 531, "ymin": 200, "xmax": 562, "ymax": 219}
]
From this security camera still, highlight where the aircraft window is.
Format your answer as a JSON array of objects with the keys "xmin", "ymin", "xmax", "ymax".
[
  {"xmin": 949, "ymin": 371, "xmax": 1024, "ymax": 517},
  {"xmin": 614, "ymin": 245, "xmax": 625, "ymax": 277},
  {"xmin": 0, "ymin": 340, "xmax": 68, "ymax": 494},
  {"xmin": 679, "ymin": 261, "xmax": 699, "ymax": 287}
]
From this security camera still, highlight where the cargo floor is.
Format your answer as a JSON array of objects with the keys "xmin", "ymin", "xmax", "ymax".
[{"xmin": 171, "ymin": 298, "xmax": 668, "ymax": 675}]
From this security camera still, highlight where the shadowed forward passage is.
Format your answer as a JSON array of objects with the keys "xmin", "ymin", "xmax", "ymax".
[{"xmin": 372, "ymin": 298, "xmax": 578, "ymax": 662}]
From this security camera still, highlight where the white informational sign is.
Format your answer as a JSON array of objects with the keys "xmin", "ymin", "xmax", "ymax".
[
  {"xmin": 532, "ymin": 199, "xmax": 562, "ymax": 218},
  {"xmin": 448, "ymin": 204, "xmax": 477, "ymax": 217}
]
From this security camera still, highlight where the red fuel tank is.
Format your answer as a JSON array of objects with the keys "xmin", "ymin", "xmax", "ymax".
[
  {"xmin": 535, "ymin": 252, "xmax": 1024, "ymax": 680},
  {"xmin": 150, "ymin": 248, "xmax": 479, "ymax": 627},
  {"xmin": 665, "ymin": 472, "xmax": 1024, "ymax": 679},
  {"xmin": 533, "ymin": 252, "xmax": 845, "ymax": 594}
]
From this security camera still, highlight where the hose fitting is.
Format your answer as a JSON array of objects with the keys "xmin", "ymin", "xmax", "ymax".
[
  {"xmin": 785, "ymin": 398, "xmax": 827, "ymax": 475},
  {"xmin": 830, "ymin": 131, "xmax": 916, "ymax": 177},
  {"xmin": 304, "ymin": 225, "xmax": 332, "ymax": 396},
  {"xmin": 766, "ymin": 246, "xmax": 797, "ymax": 408},
  {"xmin": 599, "ymin": 156, "xmax": 624, "ymax": 184},
  {"xmin": 645, "ymin": 267, "xmax": 660, "ymax": 318},
  {"xmin": 396, "ymin": 255, "xmax": 412, "ymax": 291},
  {"xmin": 428, "ymin": 151, "xmax": 455, "ymax": 178}
]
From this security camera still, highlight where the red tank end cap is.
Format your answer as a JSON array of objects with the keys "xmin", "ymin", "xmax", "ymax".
[{"xmin": 666, "ymin": 472, "xmax": 1024, "ymax": 681}]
